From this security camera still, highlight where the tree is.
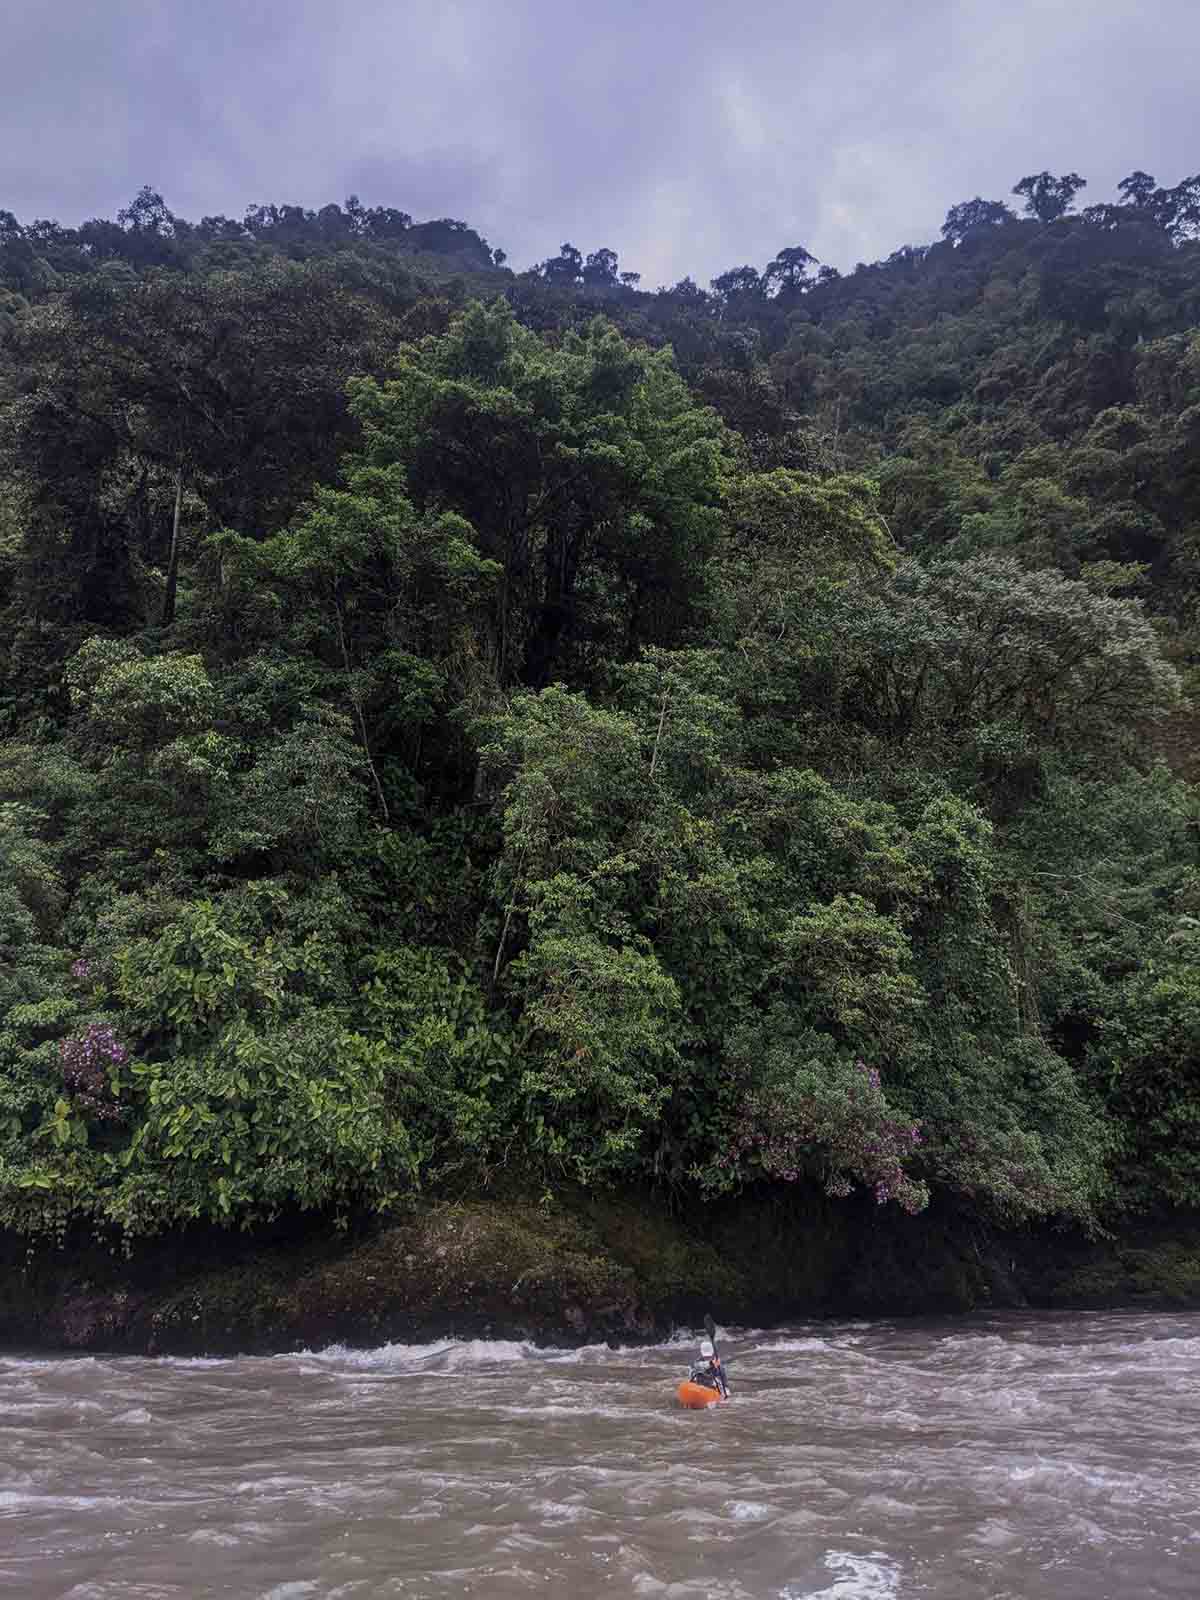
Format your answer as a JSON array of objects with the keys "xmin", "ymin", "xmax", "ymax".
[
  {"xmin": 0, "ymin": 802, "xmax": 75, "ymax": 1160},
  {"xmin": 540, "ymin": 242, "xmax": 583, "ymax": 286},
  {"xmin": 835, "ymin": 555, "xmax": 1180, "ymax": 765},
  {"xmin": 65, "ymin": 639, "xmax": 215, "ymax": 758},
  {"xmin": 94, "ymin": 890, "xmax": 422, "ymax": 1232},
  {"xmin": 763, "ymin": 245, "xmax": 818, "ymax": 294},
  {"xmin": 941, "ymin": 197, "xmax": 1016, "ymax": 242},
  {"xmin": 1164, "ymin": 174, "xmax": 1200, "ymax": 239},
  {"xmin": 4, "ymin": 168, "xmax": 1200, "ymax": 1249},
  {"xmin": 117, "ymin": 186, "xmax": 177, "ymax": 238},
  {"xmin": 1117, "ymin": 171, "xmax": 1158, "ymax": 209},
  {"xmin": 238, "ymin": 450, "xmax": 500, "ymax": 809},
  {"xmin": 1013, "ymin": 171, "xmax": 1087, "ymax": 224},
  {"xmin": 1140, "ymin": 174, "xmax": 1200, "ymax": 241},
  {"xmin": 55, "ymin": 638, "xmax": 234, "ymax": 865},
  {"xmin": 342, "ymin": 299, "xmax": 729, "ymax": 689},
  {"xmin": 660, "ymin": 276, "xmax": 710, "ymax": 306},
  {"xmin": 405, "ymin": 218, "xmax": 495, "ymax": 266},
  {"xmin": 479, "ymin": 655, "xmax": 1104, "ymax": 1213},
  {"xmin": 582, "ymin": 247, "xmax": 620, "ymax": 287},
  {"xmin": 357, "ymin": 205, "xmax": 413, "ymax": 241},
  {"xmin": 716, "ymin": 469, "xmax": 894, "ymax": 679},
  {"xmin": 2, "ymin": 257, "xmax": 401, "ymax": 626},
  {"xmin": 1099, "ymin": 171, "xmax": 1200, "ymax": 240},
  {"xmin": 710, "ymin": 265, "xmax": 763, "ymax": 307}
]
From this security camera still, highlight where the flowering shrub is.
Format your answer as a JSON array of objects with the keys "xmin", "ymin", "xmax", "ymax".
[
  {"xmin": 59, "ymin": 1024, "xmax": 127, "ymax": 1122},
  {"xmin": 710, "ymin": 1050, "xmax": 929, "ymax": 1213}
]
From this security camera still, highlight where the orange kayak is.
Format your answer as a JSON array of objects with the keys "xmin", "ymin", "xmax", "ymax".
[{"xmin": 677, "ymin": 1380, "xmax": 726, "ymax": 1409}]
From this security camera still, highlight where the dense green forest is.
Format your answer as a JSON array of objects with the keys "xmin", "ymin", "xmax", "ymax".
[{"xmin": 2, "ymin": 168, "xmax": 1199, "ymax": 1249}]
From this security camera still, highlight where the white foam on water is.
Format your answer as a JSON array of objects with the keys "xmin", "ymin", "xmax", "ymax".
[
  {"xmin": 1006, "ymin": 1458, "xmax": 1129, "ymax": 1501},
  {"xmin": 299, "ymin": 1331, "xmax": 731, "ymax": 1370},
  {"xmin": 109, "ymin": 1407, "xmax": 152, "ymax": 1425},
  {"xmin": 0, "ymin": 1355, "xmax": 102, "ymax": 1372},
  {"xmin": 303, "ymin": 1336, "xmax": 539, "ymax": 1369},
  {"xmin": 230, "ymin": 1474, "xmax": 319, "ymax": 1498},
  {"xmin": 782, "ymin": 1551, "xmax": 902, "ymax": 1600},
  {"xmin": 751, "ymin": 1337, "xmax": 843, "ymax": 1355},
  {"xmin": 0, "ymin": 1489, "xmax": 125, "ymax": 1513},
  {"xmin": 631, "ymin": 1574, "xmax": 755, "ymax": 1598},
  {"xmin": 967, "ymin": 1517, "xmax": 1021, "ymax": 1549},
  {"xmin": 528, "ymin": 1496, "xmax": 591, "ymax": 1523},
  {"xmin": 727, "ymin": 1499, "xmax": 773, "ymax": 1521},
  {"xmin": 854, "ymin": 1494, "xmax": 921, "ymax": 1520}
]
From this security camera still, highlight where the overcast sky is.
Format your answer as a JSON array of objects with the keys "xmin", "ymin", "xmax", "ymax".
[{"xmin": 5, "ymin": 0, "xmax": 1197, "ymax": 287}]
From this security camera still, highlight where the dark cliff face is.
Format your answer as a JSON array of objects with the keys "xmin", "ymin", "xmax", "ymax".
[{"xmin": 4, "ymin": 1193, "xmax": 1199, "ymax": 1358}]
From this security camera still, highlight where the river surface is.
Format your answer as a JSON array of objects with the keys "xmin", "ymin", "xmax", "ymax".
[{"xmin": 3, "ymin": 1310, "xmax": 1199, "ymax": 1599}]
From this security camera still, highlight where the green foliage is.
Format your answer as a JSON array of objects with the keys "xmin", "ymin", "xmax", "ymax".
[
  {"xmin": 1096, "ymin": 953, "xmax": 1200, "ymax": 1209},
  {"xmin": 833, "ymin": 555, "xmax": 1180, "ymax": 771},
  {"xmin": 345, "ymin": 299, "xmax": 730, "ymax": 690},
  {"xmin": 67, "ymin": 641, "xmax": 216, "ymax": 752},
  {"xmin": 1, "ymin": 889, "xmax": 412, "ymax": 1234},
  {"xmin": 0, "ymin": 804, "xmax": 76, "ymax": 1154},
  {"xmin": 479, "ymin": 656, "xmax": 1108, "ymax": 1216},
  {"xmin": 704, "ymin": 1027, "xmax": 930, "ymax": 1213},
  {"xmin": 210, "ymin": 705, "xmax": 367, "ymax": 868},
  {"xmin": 357, "ymin": 945, "xmax": 517, "ymax": 1165},
  {"xmin": 1, "ymin": 179, "xmax": 1198, "ymax": 1244},
  {"xmin": 1013, "ymin": 171, "xmax": 1088, "ymax": 224},
  {"xmin": 1004, "ymin": 766, "xmax": 1200, "ymax": 1212}
]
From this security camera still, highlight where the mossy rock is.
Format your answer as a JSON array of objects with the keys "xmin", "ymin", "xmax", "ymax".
[
  {"xmin": 268, "ymin": 1199, "xmax": 659, "ymax": 1349},
  {"xmin": 1125, "ymin": 1243, "xmax": 1200, "ymax": 1302},
  {"xmin": 8, "ymin": 1198, "xmax": 1200, "ymax": 1356},
  {"xmin": 581, "ymin": 1193, "xmax": 744, "ymax": 1315}
]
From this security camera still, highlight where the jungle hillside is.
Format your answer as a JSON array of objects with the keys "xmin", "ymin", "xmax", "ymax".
[{"xmin": 2, "ymin": 170, "xmax": 1200, "ymax": 1283}]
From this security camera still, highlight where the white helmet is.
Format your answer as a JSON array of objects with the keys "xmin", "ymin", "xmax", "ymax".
[{"xmin": 700, "ymin": 1339, "xmax": 715, "ymax": 1358}]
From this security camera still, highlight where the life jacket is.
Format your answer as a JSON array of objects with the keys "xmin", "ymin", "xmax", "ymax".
[{"xmin": 689, "ymin": 1359, "xmax": 725, "ymax": 1392}]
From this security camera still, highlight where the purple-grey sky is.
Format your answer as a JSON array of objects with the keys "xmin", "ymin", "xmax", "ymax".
[{"xmin": 5, "ymin": 0, "xmax": 1197, "ymax": 286}]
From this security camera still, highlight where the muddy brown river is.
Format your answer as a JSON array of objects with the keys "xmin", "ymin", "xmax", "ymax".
[{"xmin": 3, "ymin": 1311, "xmax": 1198, "ymax": 1598}]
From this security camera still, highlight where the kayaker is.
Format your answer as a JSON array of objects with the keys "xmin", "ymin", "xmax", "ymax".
[{"xmin": 688, "ymin": 1338, "xmax": 729, "ymax": 1398}]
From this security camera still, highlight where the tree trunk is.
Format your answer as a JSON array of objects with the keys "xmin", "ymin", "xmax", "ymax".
[
  {"xmin": 160, "ymin": 467, "xmax": 183, "ymax": 628},
  {"xmin": 335, "ymin": 598, "xmax": 389, "ymax": 823}
]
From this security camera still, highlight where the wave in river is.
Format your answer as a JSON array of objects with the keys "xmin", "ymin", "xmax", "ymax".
[{"xmin": 4, "ymin": 1310, "xmax": 1200, "ymax": 1599}]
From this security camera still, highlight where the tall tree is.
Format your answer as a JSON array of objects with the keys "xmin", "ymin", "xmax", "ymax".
[
  {"xmin": 540, "ymin": 243, "xmax": 583, "ymax": 286},
  {"xmin": 326, "ymin": 299, "xmax": 730, "ymax": 690},
  {"xmin": 2, "ymin": 258, "xmax": 402, "ymax": 626},
  {"xmin": 1013, "ymin": 171, "xmax": 1087, "ymax": 224},
  {"xmin": 941, "ymin": 197, "xmax": 1016, "ymax": 242},
  {"xmin": 710, "ymin": 265, "xmax": 763, "ymax": 309},
  {"xmin": 582, "ymin": 248, "xmax": 620, "ymax": 287},
  {"xmin": 764, "ymin": 245, "xmax": 818, "ymax": 294}
]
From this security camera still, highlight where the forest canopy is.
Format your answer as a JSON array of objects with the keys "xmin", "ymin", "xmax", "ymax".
[{"xmin": 1, "ymin": 167, "xmax": 1199, "ymax": 1242}]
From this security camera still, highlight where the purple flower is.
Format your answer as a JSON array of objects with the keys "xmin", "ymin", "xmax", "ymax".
[{"xmin": 59, "ymin": 1024, "xmax": 128, "ymax": 1122}]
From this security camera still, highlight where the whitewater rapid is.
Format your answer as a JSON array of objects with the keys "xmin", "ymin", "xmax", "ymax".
[{"xmin": 3, "ymin": 1310, "xmax": 1199, "ymax": 1597}]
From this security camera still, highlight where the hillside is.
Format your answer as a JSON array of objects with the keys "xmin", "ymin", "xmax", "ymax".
[{"xmin": 2, "ymin": 171, "xmax": 1199, "ymax": 1309}]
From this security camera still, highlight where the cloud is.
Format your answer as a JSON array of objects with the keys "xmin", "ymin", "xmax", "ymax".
[{"xmin": 3, "ymin": 0, "xmax": 1197, "ymax": 284}]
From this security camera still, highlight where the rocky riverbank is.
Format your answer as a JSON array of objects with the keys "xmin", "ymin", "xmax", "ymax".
[{"xmin": 3, "ymin": 1189, "xmax": 1199, "ymax": 1355}]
